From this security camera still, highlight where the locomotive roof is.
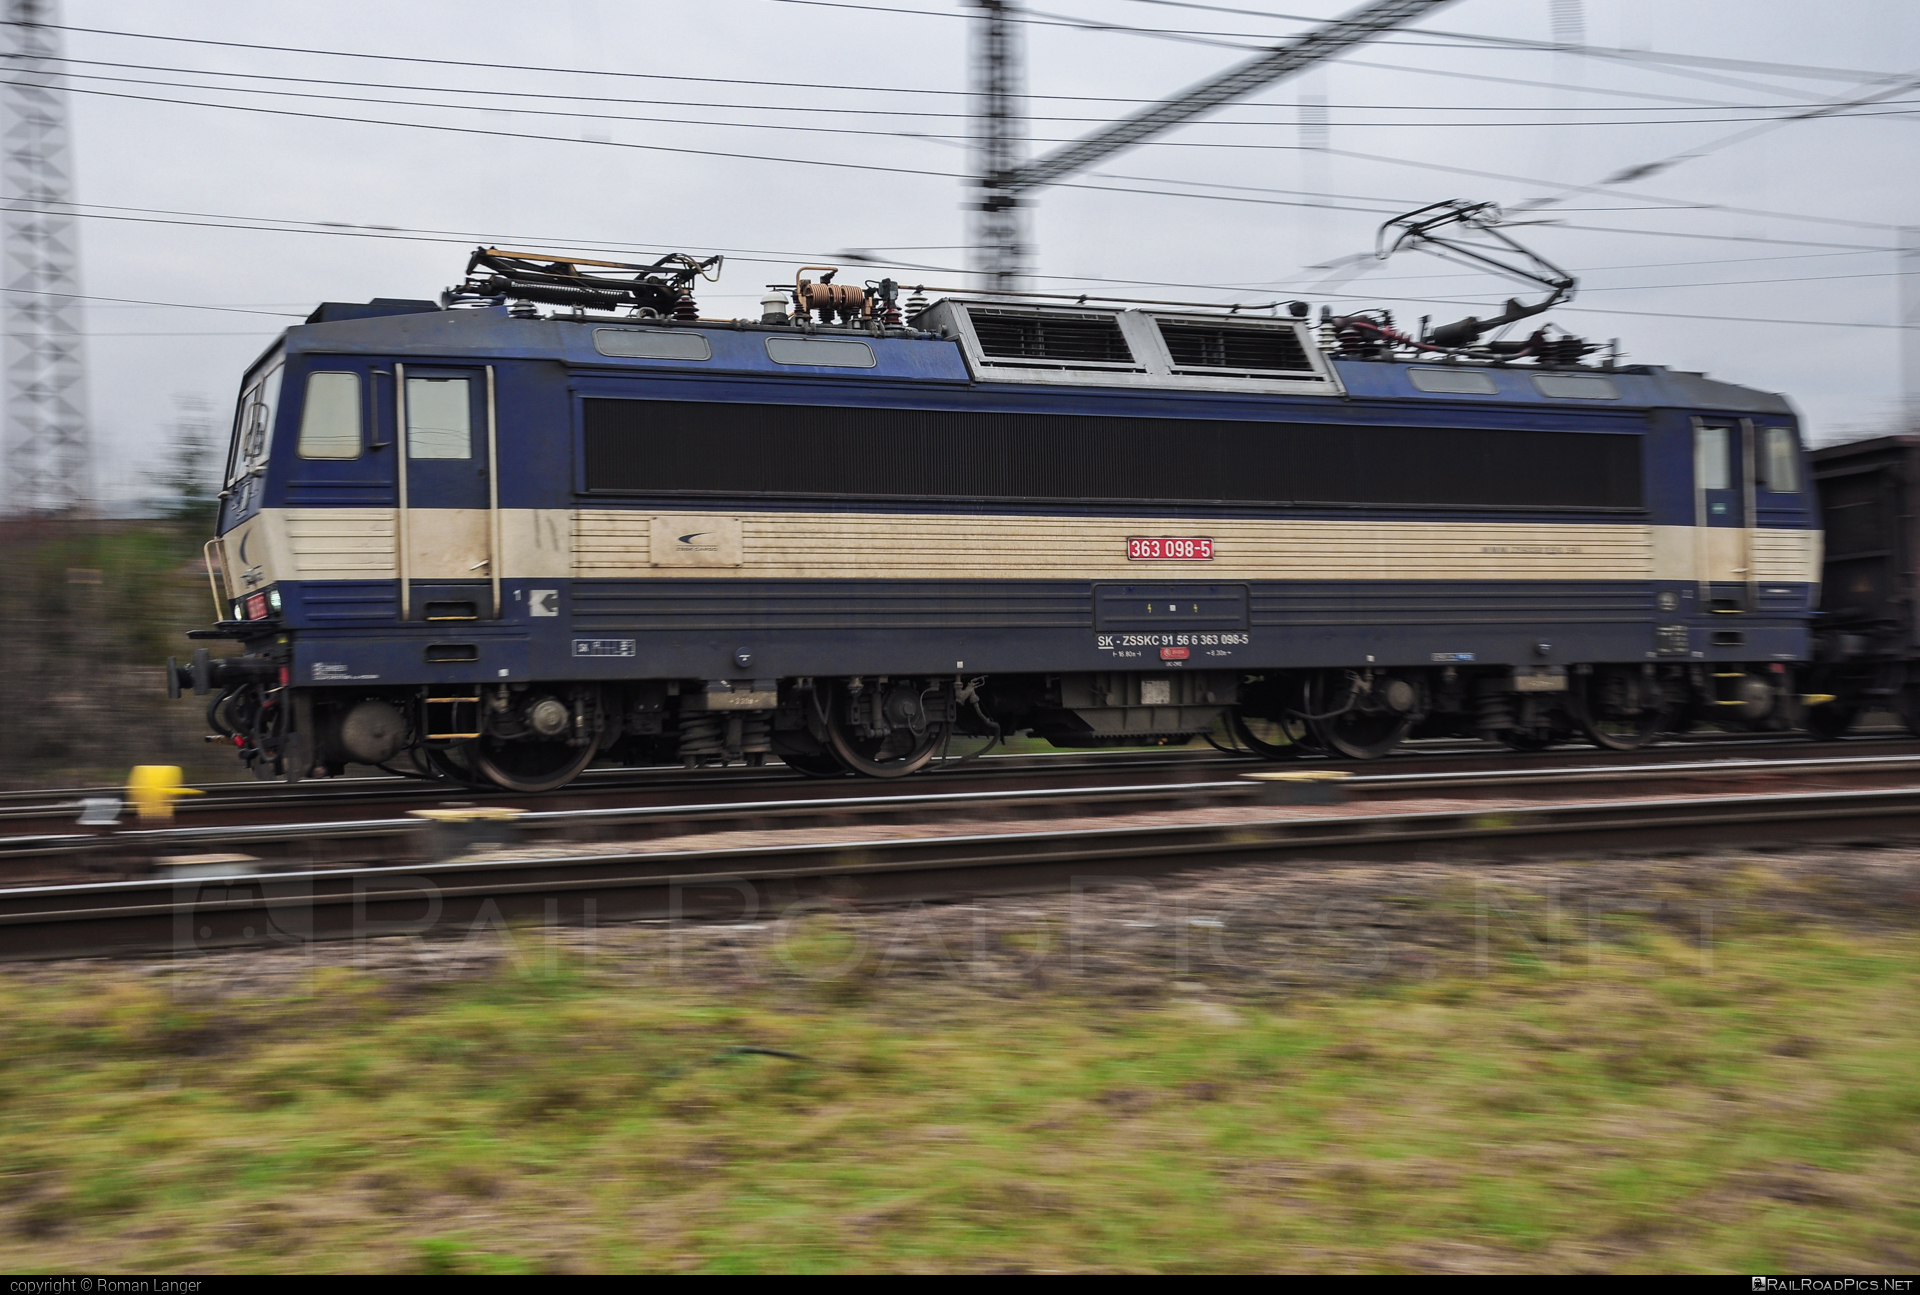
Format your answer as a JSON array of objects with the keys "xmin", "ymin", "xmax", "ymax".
[{"xmin": 274, "ymin": 299, "xmax": 1795, "ymax": 418}]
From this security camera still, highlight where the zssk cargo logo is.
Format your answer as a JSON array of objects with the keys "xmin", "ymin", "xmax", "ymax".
[{"xmin": 675, "ymin": 531, "xmax": 720, "ymax": 553}]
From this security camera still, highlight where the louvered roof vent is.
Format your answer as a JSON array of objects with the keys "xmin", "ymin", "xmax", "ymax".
[
  {"xmin": 967, "ymin": 308, "xmax": 1139, "ymax": 370},
  {"xmin": 1156, "ymin": 318, "xmax": 1315, "ymax": 376}
]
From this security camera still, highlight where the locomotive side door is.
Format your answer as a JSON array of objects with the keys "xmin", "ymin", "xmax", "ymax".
[
  {"xmin": 277, "ymin": 359, "xmax": 396, "ymax": 506},
  {"xmin": 397, "ymin": 364, "xmax": 500, "ymax": 620},
  {"xmin": 1693, "ymin": 418, "xmax": 1752, "ymax": 612}
]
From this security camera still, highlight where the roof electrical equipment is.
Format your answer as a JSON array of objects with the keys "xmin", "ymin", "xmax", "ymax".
[
  {"xmin": 794, "ymin": 267, "xmax": 868, "ymax": 325},
  {"xmin": 448, "ymin": 246, "xmax": 723, "ymax": 317}
]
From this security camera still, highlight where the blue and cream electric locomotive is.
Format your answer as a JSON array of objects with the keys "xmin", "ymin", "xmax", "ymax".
[{"xmin": 170, "ymin": 232, "xmax": 1820, "ymax": 790}]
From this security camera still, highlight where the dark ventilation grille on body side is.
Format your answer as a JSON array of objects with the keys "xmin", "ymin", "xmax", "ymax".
[
  {"xmin": 968, "ymin": 310, "xmax": 1135, "ymax": 365},
  {"xmin": 1158, "ymin": 321, "xmax": 1314, "ymax": 372},
  {"xmin": 583, "ymin": 397, "xmax": 1645, "ymax": 512}
]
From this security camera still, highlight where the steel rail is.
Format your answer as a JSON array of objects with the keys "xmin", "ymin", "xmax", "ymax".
[
  {"xmin": 9, "ymin": 748, "xmax": 1920, "ymax": 866},
  {"xmin": 0, "ymin": 726, "xmax": 1889, "ymax": 818},
  {"xmin": 6, "ymin": 781, "xmax": 1920, "ymax": 960}
]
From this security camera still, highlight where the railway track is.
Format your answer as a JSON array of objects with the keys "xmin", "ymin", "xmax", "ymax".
[
  {"xmin": 10, "ymin": 746, "xmax": 1920, "ymax": 877},
  {"xmin": 5, "ymin": 741, "xmax": 1920, "ymax": 960},
  {"xmin": 5, "ymin": 776, "xmax": 1920, "ymax": 961},
  {"xmin": 3, "ymin": 727, "xmax": 1911, "ymax": 837}
]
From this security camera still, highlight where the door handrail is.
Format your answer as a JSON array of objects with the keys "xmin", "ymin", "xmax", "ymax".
[
  {"xmin": 395, "ymin": 362, "xmax": 410, "ymax": 620},
  {"xmin": 201, "ymin": 537, "xmax": 226, "ymax": 619},
  {"xmin": 486, "ymin": 364, "xmax": 501, "ymax": 619},
  {"xmin": 1741, "ymin": 416, "xmax": 1759, "ymax": 610}
]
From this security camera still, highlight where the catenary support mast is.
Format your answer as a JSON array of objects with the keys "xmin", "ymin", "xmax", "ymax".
[
  {"xmin": 969, "ymin": 0, "xmax": 1455, "ymax": 291},
  {"xmin": 3, "ymin": 0, "xmax": 90, "ymax": 516},
  {"xmin": 971, "ymin": 1, "xmax": 1028, "ymax": 291}
]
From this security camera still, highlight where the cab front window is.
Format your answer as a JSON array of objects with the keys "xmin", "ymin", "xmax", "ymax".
[{"xmin": 227, "ymin": 356, "xmax": 283, "ymax": 487}]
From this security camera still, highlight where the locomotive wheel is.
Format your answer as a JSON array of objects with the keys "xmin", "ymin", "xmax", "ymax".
[
  {"xmin": 1307, "ymin": 674, "xmax": 1410, "ymax": 761},
  {"xmin": 471, "ymin": 737, "xmax": 598, "ymax": 793},
  {"xmin": 1571, "ymin": 679, "xmax": 1668, "ymax": 751},
  {"xmin": 822, "ymin": 686, "xmax": 946, "ymax": 779},
  {"xmin": 1228, "ymin": 709, "xmax": 1313, "ymax": 760}
]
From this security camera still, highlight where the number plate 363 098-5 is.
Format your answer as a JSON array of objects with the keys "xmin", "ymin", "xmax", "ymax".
[{"xmin": 1127, "ymin": 536, "xmax": 1214, "ymax": 561}]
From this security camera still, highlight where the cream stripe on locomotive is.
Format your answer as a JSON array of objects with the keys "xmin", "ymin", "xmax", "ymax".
[
  {"xmin": 221, "ymin": 507, "xmax": 1822, "ymax": 595},
  {"xmin": 571, "ymin": 511, "xmax": 1819, "ymax": 585}
]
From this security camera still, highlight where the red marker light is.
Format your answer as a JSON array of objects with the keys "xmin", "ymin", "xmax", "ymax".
[{"xmin": 1160, "ymin": 646, "xmax": 1190, "ymax": 661}]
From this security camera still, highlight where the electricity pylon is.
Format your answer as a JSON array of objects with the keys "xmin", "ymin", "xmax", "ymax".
[{"xmin": 3, "ymin": 0, "xmax": 90, "ymax": 515}]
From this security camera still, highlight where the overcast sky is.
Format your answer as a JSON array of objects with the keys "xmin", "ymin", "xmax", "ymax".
[{"xmin": 23, "ymin": 0, "xmax": 1920, "ymax": 504}]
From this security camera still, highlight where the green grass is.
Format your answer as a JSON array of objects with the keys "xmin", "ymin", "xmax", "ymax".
[{"xmin": 0, "ymin": 923, "xmax": 1914, "ymax": 1272}]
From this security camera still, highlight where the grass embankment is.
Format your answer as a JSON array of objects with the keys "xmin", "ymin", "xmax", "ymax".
[{"xmin": 2, "ymin": 850, "xmax": 1917, "ymax": 1274}]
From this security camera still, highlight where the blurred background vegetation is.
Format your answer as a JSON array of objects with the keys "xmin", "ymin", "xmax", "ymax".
[{"xmin": 0, "ymin": 399, "xmax": 233, "ymax": 788}]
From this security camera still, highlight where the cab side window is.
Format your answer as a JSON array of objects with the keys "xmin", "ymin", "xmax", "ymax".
[
  {"xmin": 406, "ymin": 376, "xmax": 472, "ymax": 459},
  {"xmin": 1759, "ymin": 426, "xmax": 1800, "ymax": 493},
  {"xmin": 297, "ymin": 372, "xmax": 362, "ymax": 459},
  {"xmin": 1694, "ymin": 423, "xmax": 1732, "ymax": 491}
]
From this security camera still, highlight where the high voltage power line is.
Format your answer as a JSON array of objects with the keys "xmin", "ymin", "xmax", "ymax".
[
  {"xmin": 1, "ymin": 193, "xmax": 1906, "ymax": 334},
  {"xmin": 33, "ymin": 66, "xmax": 1920, "ymax": 131},
  {"xmin": 28, "ymin": 75, "xmax": 1903, "ymax": 242},
  {"xmin": 28, "ymin": 53, "xmax": 1916, "ymax": 117},
  {"xmin": 28, "ymin": 18, "xmax": 1912, "ymax": 102},
  {"xmin": 11, "ymin": 17, "xmax": 1905, "ymax": 239},
  {"xmin": 5, "ymin": 10, "xmax": 1911, "ymax": 344}
]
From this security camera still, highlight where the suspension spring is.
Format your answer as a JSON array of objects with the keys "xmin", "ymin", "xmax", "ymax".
[
  {"xmin": 740, "ymin": 712, "xmax": 772, "ymax": 755},
  {"xmin": 1476, "ymin": 691, "xmax": 1515, "ymax": 736},
  {"xmin": 679, "ymin": 712, "xmax": 725, "ymax": 766}
]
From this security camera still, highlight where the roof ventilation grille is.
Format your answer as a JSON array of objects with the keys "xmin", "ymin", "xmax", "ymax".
[
  {"xmin": 1157, "ymin": 320, "xmax": 1314, "ymax": 375},
  {"xmin": 969, "ymin": 309, "xmax": 1137, "ymax": 368}
]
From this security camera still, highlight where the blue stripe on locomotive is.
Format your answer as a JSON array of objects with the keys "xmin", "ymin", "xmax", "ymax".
[{"xmin": 278, "ymin": 575, "xmax": 1812, "ymax": 691}]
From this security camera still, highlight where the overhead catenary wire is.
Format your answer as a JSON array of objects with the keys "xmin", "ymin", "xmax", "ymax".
[
  {"xmin": 27, "ymin": 58, "xmax": 1920, "ymax": 129},
  {"xmin": 780, "ymin": 0, "xmax": 1913, "ymax": 115},
  {"xmin": 10, "ymin": 25, "xmax": 1899, "ymax": 236},
  {"xmin": 30, "ymin": 65, "xmax": 1920, "ymax": 132},
  {"xmin": 30, "ymin": 18, "xmax": 1915, "ymax": 106},
  {"xmin": 0, "ymin": 285, "xmax": 303, "ymax": 316},
  {"xmin": 27, "ymin": 52, "xmax": 1917, "ymax": 118},
  {"xmin": 1125, "ymin": 0, "xmax": 1920, "ymax": 89},
  {"xmin": 9, "ymin": 195, "xmax": 1894, "ymax": 292},
  {"xmin": 4, "ymin": 212, "xmax": 1906, "ymax": 334},
  {"xmin": 5, "ymin": 171, "xmax": 1894, "ymax": 257},
  {"xmin": 771, "ymin": 0, "xmax": 1913, "ymax": 87},
  {"xmin": 8, "ymin": 16, "xmax": 1908, "ymax": 337},
  {"xmin": 22, "ymin": 78, "xmax": 1903, "ymax": 244}
]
